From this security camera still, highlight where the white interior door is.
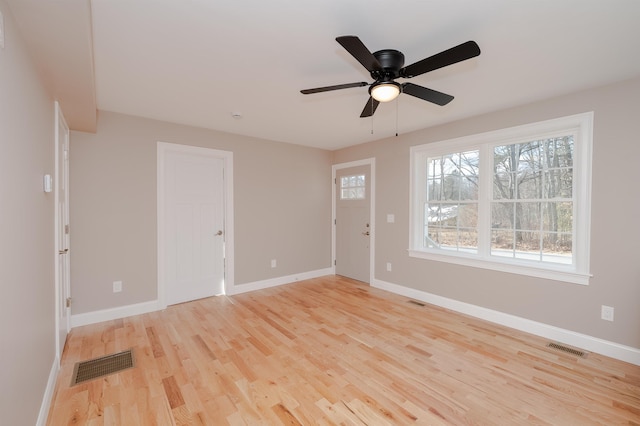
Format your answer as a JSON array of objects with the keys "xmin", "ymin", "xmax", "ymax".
[
  {"xmin": 162, "ymin": 147, "xmax": 225, "ymax": 305},
  {"xmin": 55, "ymin": 102, "xmax": 70, "ymax": 360},
  {"xmin": 335, "ymin": 165, "xmax": 371, "ymax": 283}
]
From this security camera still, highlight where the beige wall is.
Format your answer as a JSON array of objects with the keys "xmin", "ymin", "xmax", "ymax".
[
  {"xmin": 0, "ymin": 1, "xmax": 56, "ymax": 423},
  {"xmin": 70, "ymin": 111, "xmax": 332, "ymax": 314},
  {"xmin": 333, "ymin": 76, "xmax": 640, "ymax": 349}
]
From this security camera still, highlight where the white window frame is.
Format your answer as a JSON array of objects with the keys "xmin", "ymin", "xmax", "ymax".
[{"xmin": 409, "ymin": 112, "xmax": 593, "ymax": 285}]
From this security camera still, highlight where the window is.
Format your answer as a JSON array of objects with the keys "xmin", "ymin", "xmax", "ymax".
[
  {"xmin": 410, "ymin": 113, "xmax": 593, "ymax": 285},
  {"xmin": 340, "ymin": 174, "xmax": 366, "ymax": 200}
]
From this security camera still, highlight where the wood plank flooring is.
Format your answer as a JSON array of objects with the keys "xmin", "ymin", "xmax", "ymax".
[{"xmin": 47, "ymin": 275, "xmax": 640, "ymax": 425}]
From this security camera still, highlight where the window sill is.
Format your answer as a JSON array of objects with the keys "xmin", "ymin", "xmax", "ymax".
[{"xmin": 407, "ymin": 249, "xmax": 591, "ymax": 285}]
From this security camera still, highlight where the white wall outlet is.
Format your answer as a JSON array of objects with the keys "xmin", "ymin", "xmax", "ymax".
[
  {"xmin": 271, "ymin": 259, "xmax": 277, "ymax": 268},
  {"xmin": 113, "ymin": 280, "xmax": 123, "ymax": 293},
  {"xmin": 386, "ymin": 262, "xmax": 392, "ymax": 272},
  {"xmin": 387, "ymin": 214, "xmax": 395, "ymax": 223},
  {"xmin": 601, "ymin": 305, "xmax": 614, "ymax": 322}
]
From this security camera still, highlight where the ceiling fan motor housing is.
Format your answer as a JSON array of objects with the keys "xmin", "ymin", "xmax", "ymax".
[{"xmin": 372, "ymin": 49, "xmax": 405, "ymax": 81}]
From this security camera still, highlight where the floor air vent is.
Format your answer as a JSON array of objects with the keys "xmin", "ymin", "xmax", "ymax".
[
  {"xmin": 547, "ymin": 342, "xmax": 588, "ymax": 358},
  {"xmin": 71, "ymin": 349, "xmax": 135, "ymax": 385},
  {"xmin": 408, "ymin": 300, "xmax": 426, "ymax": 307}
]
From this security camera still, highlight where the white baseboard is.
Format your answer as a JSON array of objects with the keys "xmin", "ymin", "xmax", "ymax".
[
  {"xmin": 71, "ymin": 300, "xmax": 161, "ymax": 328},
  {"xmin": 69, "ymin": 268, "xmax": 334, "ymax": 327},
  {"xmin": 227, "ymin": 267, "xmax": 334, "ymax": 295},
  {"xmin": 36, "ymin": 357, "xmax": 59, "ymax": 426},
  {"xmin": 372, "ymin": 278, "xmax": 640, "ymax": 366}
]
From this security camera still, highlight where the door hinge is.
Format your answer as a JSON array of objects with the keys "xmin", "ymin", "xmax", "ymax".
[
  {"xmin": 334, "ymin": 259, "xmax": 336, "ymax": 266},
  {"xmin": 65, "ymin": 224, "xmax": 70, "ymax": 234},
  {"xmin": 66, "ymin": 297, "xmax": 72, "ymax": 308}
]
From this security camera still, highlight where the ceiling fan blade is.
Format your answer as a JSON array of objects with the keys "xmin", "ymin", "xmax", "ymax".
[
  {"xmin": 402, "ymin": 83, "xmax": 454, "ymax": 106},
  {"xmin": 336, "ymin": 36, "xmax": 382, "ymax": 72},
  {"xmin": 401, "ymin": 41, "xmax": 480, "ymax": 78},
  {"xmin": 301, "ymin": 82, "xmax": 368, "ymax": 94},
  {"xmin": 360, "ymin": 97, "xmax": 380, "ymax": 118}
]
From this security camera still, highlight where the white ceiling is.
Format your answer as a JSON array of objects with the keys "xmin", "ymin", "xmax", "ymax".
[{"xmin": 7, "ymin": 0, "xmax": 640, "ymax": 150}]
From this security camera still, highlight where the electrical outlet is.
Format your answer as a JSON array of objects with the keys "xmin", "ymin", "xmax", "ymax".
[
  {"xmin": 271, "ymin": 259, "xmax": 277, "ymax": 268},
  {"xmin": 386, "ymin": 262, "xmax": 392, "ymax": 272},
  {"xmin": 113, "ymin": 280, "xmax": 123, "ymax": 293},
  {"xmin": 601, "ymin": 305, "xmax": 614, "ymax": 322}
]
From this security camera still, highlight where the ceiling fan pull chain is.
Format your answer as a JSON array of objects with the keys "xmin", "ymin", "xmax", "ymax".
[
  {"xmin": 395, "ymin": 97, "xmax": 399, "ymax": 137},
  {"xmin": 370, "ymin": 98, "xmax": 374, "ymax": 134}
]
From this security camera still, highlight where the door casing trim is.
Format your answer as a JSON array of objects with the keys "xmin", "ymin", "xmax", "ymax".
[{"xmin": 54, "ymin": 100, "xmax": 70, "ymax": 363}]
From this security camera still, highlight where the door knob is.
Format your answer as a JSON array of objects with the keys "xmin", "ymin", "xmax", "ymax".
[
  {"xmin": 362, "ymin": 231, "xmax": 370, "ymax": 236},
  {"xmin": 58, "ymin": 248, "xmax": 69, "ymax": 255},
  {"xmin": 215, "ymin": 230, "xmax": 223, "ymax": 236}
]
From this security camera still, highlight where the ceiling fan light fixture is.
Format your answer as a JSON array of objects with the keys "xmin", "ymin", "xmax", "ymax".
[{"xmin": 370, "ymin": 81, "xmax": 401, "ymax": 102}]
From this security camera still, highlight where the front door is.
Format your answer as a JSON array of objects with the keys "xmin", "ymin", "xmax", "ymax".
[
  {"xmin": 335, "ymin": 165, "xmax": 371, "ymax": 283},
  {"xmin": 161, "ymin": 145, "xmax": 226, "ymax": 305},
  {"xmin": 55, "ymin": 102, "xmax": 70, "ymax": 360}
]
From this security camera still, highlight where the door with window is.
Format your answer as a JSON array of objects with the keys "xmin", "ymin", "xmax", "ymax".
[
  {"xmin": 335, "ymin": 165, "xmax": 371, "ymax": 283},
  {"xmin": 161, "ymin": 145, "xmax": 226, "ymax": 305}
]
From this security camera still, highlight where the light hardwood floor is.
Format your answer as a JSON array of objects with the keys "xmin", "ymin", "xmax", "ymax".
[{"xmin": 47, "ymin": 275, "xmax": 640, "ymax": 425}]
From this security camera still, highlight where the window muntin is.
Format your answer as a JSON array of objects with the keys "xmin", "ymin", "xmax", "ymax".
[
  {"xmin": 340, "ymin": 174, "xmax": 366, "ymax": 200},
  {"xmin": 409, "ymin": 113, "xmax": 592, "ymax": 285}
]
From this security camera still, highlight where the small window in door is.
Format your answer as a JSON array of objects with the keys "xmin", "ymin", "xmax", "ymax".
[{"xmin": 340, "ymin": 174, "xmax": 366, "ymax": 200}]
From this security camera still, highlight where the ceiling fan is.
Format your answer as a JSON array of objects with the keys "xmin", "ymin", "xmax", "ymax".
[{"xmin": 301, "ymin": 36, "xmax": 481, "ymax": 117}]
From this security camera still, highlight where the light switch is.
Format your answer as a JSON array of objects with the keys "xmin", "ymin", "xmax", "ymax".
[
  {"xmin": 43, "ymin": 174, "xmax": 52, "ymax": 193},
  {"xmin": 387, "ymin": 214, "xmax": 395, "ymax": 223}
]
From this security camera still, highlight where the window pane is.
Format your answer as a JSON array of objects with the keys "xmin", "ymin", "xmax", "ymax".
[
  {"xmin": 515, "ymin": 231, "xmax": 541, "ymax": 260},
  {"xmin": 494, "ymin": 172, "xmax": 516, "ymax": 199},
  {"xmin": 460, "ymin": 175, "xmax": 479, "ymax": 200},
  {"xmin": 458, "ymin": 229, "xmax": 478, "ymax": 253},
  {"xmin": 426, "ymin": 204, "xmax": 440, "ymax": 224},
  {"xmin": 545, "ymin": 136, "xmax": 574, "ymax": 168},
  {"xmin": 437, "ymin": 227, "xmax": 458, "ymax": 250},
  {"xmin": 516, "ymin": 202, "xmax": 542, "ymax": 232},
  {"xmin": 542, "ymin": 232, "xmax": 572, "ymax": 264},
  {"xmin": 491, "ymin": 230, "xmax": 514, "ymax": 257},
  {"xmin": 517, "ymin": 170, "xmax": 542, "ymax": 199},
  {"xmin": 491, "ymin": 202, "xmax": 514, "ymax": 229},
  {"xmin": 544, "ymin": 169, "xmax": 572, "ymax": 198},
  {"xmin": 340, "ymin": 174, "xmax": 366, "ymax": 200},
  {"xmin": 427, "ymin": 178, "xmax": 443, "ymax": 201},
  {"xmin": 458, "ymin": 204, "xmax": 477, "ymax": 228},
  {"xmin": 542, "ymin": 202, "xmax": 573, "ymax": 233},
  {"xmin": 427, "ymin": 228, "xmax": 442, "ymax": 247}
]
